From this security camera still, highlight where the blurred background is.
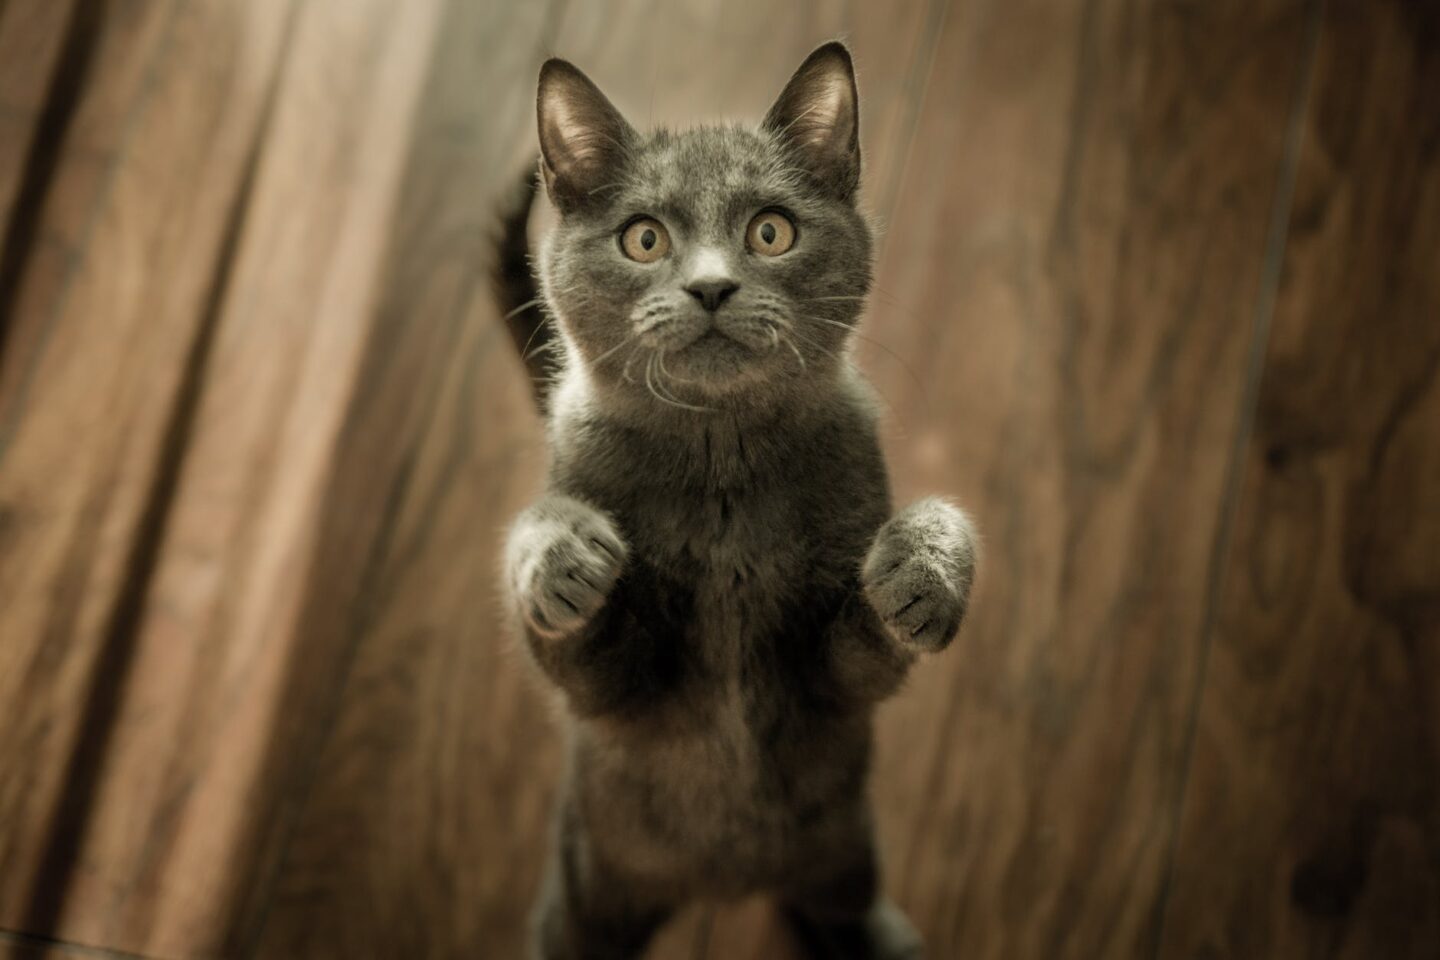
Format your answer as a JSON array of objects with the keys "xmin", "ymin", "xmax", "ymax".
[{"xmin": 0, "ymin": 0, "xmax": 1436, "ymax": 958}]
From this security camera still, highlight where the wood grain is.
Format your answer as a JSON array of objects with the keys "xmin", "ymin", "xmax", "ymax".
[
  {"xmin": 0, "ymin": 0, "xmax": 296, "ymax": 942},
  {"xmin": 1158, "ymin": 2, "xmax": 1440, "ymax": 956},
  {"xmin": 38, "ymin": 0, "xmax": 449, "ymax": 955},
  {"xmin": 0, "ymin": 0, "xmax": 82, "ymax": 271},
  {"xmin": 857, "ymin": 0, "xmax": 1318, "ymax": 956},
  {"xmin": 240, "ymin": 1, "xmax": 560, "ymax": 956}
]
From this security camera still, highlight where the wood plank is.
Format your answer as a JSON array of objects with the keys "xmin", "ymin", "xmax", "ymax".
[
  {"xmin": 1158, "ymin": 2, "xmax": 1440, "ymax": 956},
  {"xmin": 0, "ymin": 0, "xmax": 295, "ymax": 942},
  {"xmin": 244, "ymin": 3, "xmax": 560, "ymax": 955},
  {"xmin": 857, "ymin": 0, "xmax": 1318, "ymax": 956},
  {"xmin": 22, "ymin": 0, "xmax": 449, "ymax": 956},
  {"xmin": 0, "ymin": 0, "xmax": 171, "ymax": 381},
  {"xmin": 249, "ymin": 3, "xmax": 945, "ymax": 958},
  {"xmin": 0, "ymin": 0, "xmax": 78, "ymax": 112},
  {"xmin": 0, "ymin": 0, "xmax": 81, "ymax": 265}
]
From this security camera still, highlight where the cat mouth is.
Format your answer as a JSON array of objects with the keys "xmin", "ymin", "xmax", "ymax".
[
  {"xmin": 690, "ymin": 329, "xmax": 732, "ymax": 347},
  {"xmin": 686, "ymin": 320, "xmax": 776, "ymax": 354},
  {"xmin": 639, "ymin": 318, "xmax": 739, "ymax": 355},
  {"xmin": 667, "ymin": 326, "xmax": 742, "ymax": 355},
  {"xmin": 649, "ymin": 321, "xmax": 783, "ymax": 397}
]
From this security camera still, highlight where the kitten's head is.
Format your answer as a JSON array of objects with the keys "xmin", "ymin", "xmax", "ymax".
[{"xmin": 536, "ymin": 43, "xmax": 873, "ymax": 414}]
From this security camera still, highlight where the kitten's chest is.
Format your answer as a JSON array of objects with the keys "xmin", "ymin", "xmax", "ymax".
[
  {"xmin": 616, "ymin": 484, "xmax": 852, "ymax": 710},
  {"xmin": 626, "ymin": 485, "xmax": 812, "ymax": 615}
]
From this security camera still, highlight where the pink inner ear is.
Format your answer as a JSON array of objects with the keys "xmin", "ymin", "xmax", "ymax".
[
  {"xmin": 768, "ymin": 51, "xmax": 857, "ymax": 156},
  {"xmin": 545, "ymin": 94, "xmax": 604, "ymax": 166},
  {"xmin": 537, "ymin": 62, "xmax": 634, "ymax": 203},
  {"xmin": 778, "ymin": 71, "xmax": 854, "ymax": 155},
  {"xmin": 541, "ymin": 113, "xmax": 587, "ymax": 175},
  {"xmin": 797, "ymin": 70, "xmax": 853, "ymax": 146}
]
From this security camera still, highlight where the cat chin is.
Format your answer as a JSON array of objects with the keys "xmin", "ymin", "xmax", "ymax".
[{"xmin": 655, "ymin": 332, "xmax": 783, "ymax": 393}]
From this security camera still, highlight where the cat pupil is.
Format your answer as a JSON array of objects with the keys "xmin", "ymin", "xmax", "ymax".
[
  {"xmin": 641, "ymin": 229, "xmax": 656, "ymax": 250},
  {"xmin": 760, "ymin": 222, "xmax": 776, "ymax": 244}
]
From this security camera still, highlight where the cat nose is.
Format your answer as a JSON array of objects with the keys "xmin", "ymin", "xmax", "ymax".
[{"xmin": 685, "ymin": 278, "xmax": 739, "ymax": 312}]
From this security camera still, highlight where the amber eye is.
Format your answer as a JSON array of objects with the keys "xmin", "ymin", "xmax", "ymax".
[
  {"xmin": 746, "ymin": 211, "xmax": 796, "ymax": 256},
  {"xmin": 620, "ymin": 218, "xmax": 670, "ymax": 263}
]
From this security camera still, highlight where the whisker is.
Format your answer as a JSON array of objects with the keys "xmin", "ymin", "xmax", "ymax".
[
  {"xmin": 622, "ymin": 348, "xmax": 642, "ymax": 383},
  {"xmin": 655, "ymin": 348, "xmax": 698, "ymax": 386},
  {"xmin": 509, "ymin": 295, "xmax": 552, "ymax": 363},
  {"xmin": 644, "ymin": 353, "xmax": 711, "ymax": 412},
  {"xmin": 798, "ymin": 313, "xmax": 930, "ymax": 413},
  {"xmin": 802, "ymin": 290, "xmax": 913, "ymax": 312},
  {"xmin": 781, "ymin": 333, "xmax": 806, "ymax": 371},
  {"xmin": 648, "ymin": 355, "xmax": 686, "ymax": 402},
  {"xmin": 801, "ymin": 290, "xmax": 933, "ymax": 333},
  {"xmin": 782, "ymin": 326, "xmax": 843, "ymax": 366},
  {"xmin": 591, "ymin": 335, "xmax": 636, "ymax": 368},
  {"xmin": 785, "ymin": 327, "xmax": 908, "ymax": 431},
  {"xmin": 502, "ymin": 297, "xmax": 544, "ymax": 322},
  {"xmin": 651, "ymin": 354, "xmax": 710, "ymax": 408},
  {"xmin": 521, "ymin": 317, "xmax": 552, "ymax": 362}
]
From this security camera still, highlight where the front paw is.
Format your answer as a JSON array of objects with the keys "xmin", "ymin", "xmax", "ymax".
[
  {"xmin": 862, "ymin": 497, "xmax": 977, "ymax": 652},
  {"xmin": 507, "ymin": 496, "xmax": 628, "ymax": 639}
]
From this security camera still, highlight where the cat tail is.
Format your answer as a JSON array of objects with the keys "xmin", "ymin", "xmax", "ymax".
[{"xmin": 492, "ymin": 163, "xmax": 558, "ymax": 410}]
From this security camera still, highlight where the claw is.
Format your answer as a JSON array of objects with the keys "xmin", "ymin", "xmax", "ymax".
[
  {"xmin": 566, "ymin": 568, "xmax": 599, "ymax": 591},
  {"xmin": 893, "ymin": 594, "xmax": 923, "ymax": 619}
]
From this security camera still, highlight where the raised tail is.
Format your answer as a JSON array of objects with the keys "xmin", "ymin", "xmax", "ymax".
[{"xmin": 492, "ymin": 164, "xmax": 558, "ymax": 409}]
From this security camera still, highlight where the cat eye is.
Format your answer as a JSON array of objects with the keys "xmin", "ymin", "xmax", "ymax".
[
  {"xmin": 620, "ymin": 218, "xmax": 671, "ymax": 263},
  {"xmin": 746, "ymin": 211, "xmax": 796, "ymax": 257}
]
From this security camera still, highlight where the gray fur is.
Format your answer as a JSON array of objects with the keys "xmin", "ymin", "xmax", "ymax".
[{"xmin": 503, "ymin": 42, "xmax": 976, "ymax": 960}]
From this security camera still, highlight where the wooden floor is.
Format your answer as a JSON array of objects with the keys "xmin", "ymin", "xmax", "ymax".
[{"xmin": 0, "ymin": 0, "xmax": 1436, "ymax": 957}]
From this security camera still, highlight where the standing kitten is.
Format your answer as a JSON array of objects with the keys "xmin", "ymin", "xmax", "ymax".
[{"xmin": 497, "ymin": 43, "xmax": 977, "ymax": 960}]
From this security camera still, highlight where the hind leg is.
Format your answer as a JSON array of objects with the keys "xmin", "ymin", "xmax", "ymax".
[
  {"xmin": 780, "ymin": 822, "xmax": 923, "ymax": 960},
  {"xmin": 530, "ymin": 803, "xmax": 677, "ymax": 960}
]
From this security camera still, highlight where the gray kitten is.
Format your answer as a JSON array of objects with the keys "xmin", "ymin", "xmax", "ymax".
[{"xmin": 496, "ymin": 42, "xmax": 977, "ymax": 960}]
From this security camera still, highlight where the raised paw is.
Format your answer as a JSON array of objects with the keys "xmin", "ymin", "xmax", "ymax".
[
  {"xmin": 506, "ymin": 495, "xmax": 628, "ymax": 639},
  {"xmin": 862, "ymin": 497, "xmax": 977, "ymax": 652}
]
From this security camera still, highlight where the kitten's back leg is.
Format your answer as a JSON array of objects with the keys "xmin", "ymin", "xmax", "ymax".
[
  {"xmin": 531, "ymin": 800, "xmax": 678, "ymax": 960},
  {"xmin": 779, "ymin": 827, "xmax": 924, "ymax": 960}
]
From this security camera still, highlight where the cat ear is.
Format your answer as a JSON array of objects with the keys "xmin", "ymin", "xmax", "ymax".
[
  {"xmin": 763, "ymin": 42, "xmax": 861, "ymax": 200},
  {"xmin": 537, "ymin": 58, "xmax": 636, "ymax": 211}
]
